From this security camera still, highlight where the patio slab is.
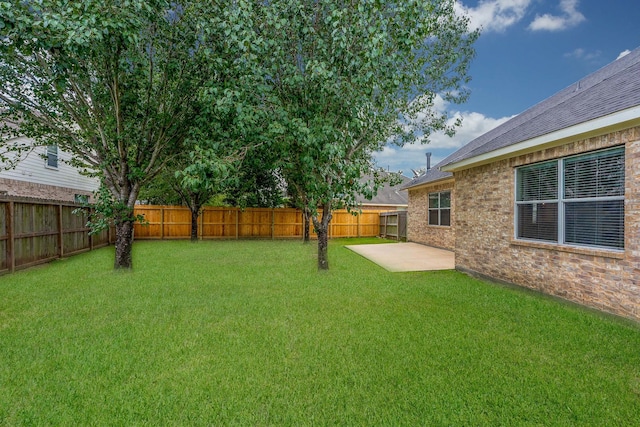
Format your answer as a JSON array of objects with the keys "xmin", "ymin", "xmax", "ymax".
[{"xmin": 345, "ymin": 242, "xmax": 455, "ymax": 272}]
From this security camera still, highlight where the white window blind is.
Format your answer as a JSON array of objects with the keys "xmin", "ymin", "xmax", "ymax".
[
  {"xmin": 516, "ymin": 161, "xmax": 558, "ymax": 242},
  {"xmin": 515, "ymin": 147, "xmax": 625, "ymax": 250},
  {"xmin": 563, "ymin": 147, "xmax": 625, "ymax": 249}
]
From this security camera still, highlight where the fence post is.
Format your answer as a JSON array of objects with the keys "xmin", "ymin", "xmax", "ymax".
[
  {"xmin": 384, "ymin": 214, "xmax": 388, "ymax": 238},
  {"xmin": 7, "ymin": 201, "xmax": 14, "ymax": 273},
  {"xmin": 58, "ymin": 204, "xmax": 64, "ymax": 258},
  {"xmin": 160, "ymin": 207, "xmax": 165, "ymax": 240},
  {"xmin": 235, "ymin": 208, "xmax": 239, "ymax": 240},
  {"xmin": 87, "ymin": 207, "xmax": 93, "ymax": 251},
  {"xmin": 200, "ymin": 207, "xmax": 205, "ymax": 240}
]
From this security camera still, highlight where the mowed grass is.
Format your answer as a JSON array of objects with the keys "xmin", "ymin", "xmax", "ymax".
[{"xmin": 1, "ymin": 239, "xmax": 639, "ymax": 425}]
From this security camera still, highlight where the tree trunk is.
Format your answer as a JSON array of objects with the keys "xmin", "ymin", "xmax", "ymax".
[
  {"xmin": 313, "ymin": 202, "xmax": 332, "ymax": 270},
  {"xmin": 302, "ymin": 207, "xmax": 311, "ymax": 244},
  {"xmin": 114, "ymin": 219, "xmax": 134, "ymax": 269},
  {"xmin": 190, "ymin": 207, "xmax": 199, "ymax": 242}
]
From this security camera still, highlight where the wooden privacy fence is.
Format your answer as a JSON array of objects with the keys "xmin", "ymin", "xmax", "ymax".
[
  {"xmin": 379, "ymin": 211, "xmax": 407, "ymax": 241},
  {"xmin": 0, "ymin": 197, "xmax": 111, "ymax": 274},
  {"xmin": 133, "ymin": 206, "xmax": 391, "ymax": 240}
]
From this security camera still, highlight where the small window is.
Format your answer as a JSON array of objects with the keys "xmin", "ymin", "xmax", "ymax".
[
  {"xmin": 46, "ymin": 145, "xmax": 58, "ymax": 169},
  {"xmin": 428, "ymin": 191, "xmax": 451, "ymax": 226}
]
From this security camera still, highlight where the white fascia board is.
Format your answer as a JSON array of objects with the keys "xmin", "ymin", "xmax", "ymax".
[
  {"xmin": 441, "ymin": 106, "xmax": 640, "ymax": 172},
  {"xmin": 361, "ymin": 203, "xmax": 408, "ymax": 207},
  {"xmin": 405, "ymin": 176, "xmax": 455, "ymax": 191}
]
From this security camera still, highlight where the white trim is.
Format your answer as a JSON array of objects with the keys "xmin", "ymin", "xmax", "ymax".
[
  {"xmin": 441, "ymin": 105, "xmax": 640, "ymax": 172},
  {"xmin": 404, "ymin": 176, "xmax": 454, "ymax": 191},
  {"xmin": 360, "ymin": 203, "xmax": 408, "ymax": 207}
]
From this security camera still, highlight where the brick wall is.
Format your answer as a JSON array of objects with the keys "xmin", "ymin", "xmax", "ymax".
[
  {"xmin": 454, "ymin": 126, "xmax": 640, "ymax": 321},
  {"xmin": 407, "ymin": 180, "xmax": 455, "ymax": 250},
  {"xmin": 0, "ymin": 178, "xmax": 93, "ymax": 203}
]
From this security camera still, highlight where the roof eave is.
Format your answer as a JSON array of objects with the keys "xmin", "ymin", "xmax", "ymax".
[
  {"xmin": 360, "ymin": 202, "xmax": 408, "ymax": 207},
  {"xmin": 441, "ymin": 105, "xmax": 640, "ymax": 173},
  {"xmin": 403, "ymin": 175, "xmax": 455, "ymax": 191}
]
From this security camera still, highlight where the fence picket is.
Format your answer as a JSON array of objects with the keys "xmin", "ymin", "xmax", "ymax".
[
  {"xmin": 0, "ymin": 199, "xmax": 401, "ymax": 275},
  {"xmin": 133, "ymin": 206, "xmax": 394, "ymax": 240},
  {"xmin": 0, "ymin": 197, "xmax": 111, "ymax": 275}
]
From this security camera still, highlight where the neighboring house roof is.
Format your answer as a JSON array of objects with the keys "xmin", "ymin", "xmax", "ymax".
[
  {"xmin": 357, "ymin": 172, "xmax": 410, "ymax": 206},
  {"xmin": 404, "ymin": 46, "xmax": 640, "ymax": 190},
  {"xmin": 442, "ymin": 46, "xmax": 640, "ymax": 172},
  {"xmin": 400, "ymin": 163, "xmax": 452, "ymax": 190}
]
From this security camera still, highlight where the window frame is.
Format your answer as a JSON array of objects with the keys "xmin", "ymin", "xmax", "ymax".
[
  {"xmin": 428, "ymin": 190, "xmax": 451, "ymax": 227},
  {"xmin": 514, "ymin": 146, "xmax": 625, "ymax": 251},
  {"xmin": 45, "ymin": 145, "xmax": 58, "ymax": 169}
]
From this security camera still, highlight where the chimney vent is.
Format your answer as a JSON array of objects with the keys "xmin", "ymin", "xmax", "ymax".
[{"xmin": 426, "ymin": 152, "xmax": 432, "ymax": 171}]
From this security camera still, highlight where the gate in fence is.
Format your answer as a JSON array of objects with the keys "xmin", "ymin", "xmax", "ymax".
[{"xmin": 379, "ymin": 211, "xmax": 407, "ymax": 241}]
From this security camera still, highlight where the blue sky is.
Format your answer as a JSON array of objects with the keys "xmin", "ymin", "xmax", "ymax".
[{"xmin": 374, "ymin": 0, "xmax": 640, "ymax": 176}]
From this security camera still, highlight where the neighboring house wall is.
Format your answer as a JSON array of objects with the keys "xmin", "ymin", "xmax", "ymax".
[
  {"xmin": 454, "ymin": 126, "xmax": 640, "ymax": 320},
  {"xmin": 0, "ymin": 137, "xmax": 99, "ymax": 202},
  {"xmin": 407, "ymin": 180, "xmax": 455, "ymax": 250}
]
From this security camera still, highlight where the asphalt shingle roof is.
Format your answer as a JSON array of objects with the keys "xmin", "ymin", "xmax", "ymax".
[
  {"xmin": 404, "ymin": 46, "xmax": 640, "ymax": 190},
  {"xmin": 357, "ymin": 172, "xmax": 410, "ymax": 206}
]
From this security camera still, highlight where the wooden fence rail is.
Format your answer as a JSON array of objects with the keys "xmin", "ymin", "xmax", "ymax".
[
  {"xmin": 133, "ymin": 206, "xmax": 391, "ymax": 240},
  {"xmin": 0, "ymin": 197, "xmax": 111, "ymax": 275},
  {"xmin": 0, "ymin": 200, "xmax": 400, "ymax": 275}
]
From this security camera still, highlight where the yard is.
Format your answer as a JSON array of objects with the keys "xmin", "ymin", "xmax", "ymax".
[{"xmin": 1, "ymin": 239, "xmax": 639, "ymax": 425}]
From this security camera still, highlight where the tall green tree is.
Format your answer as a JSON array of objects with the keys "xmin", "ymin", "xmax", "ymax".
[
  {"xmin": 223, "ymin": 143, "xmax": 285, "ymax": 209},
  {"xmin": 0, "ymin": 0, "xmax": 255, "ymax": 268},
  {"xmin": 258, "ymin": 0, "xmax": 478, "ymax": 269}
]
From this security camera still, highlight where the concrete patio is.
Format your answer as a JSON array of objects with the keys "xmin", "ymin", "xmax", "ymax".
[{"xmin": 345, "ymin": 242, "xmax": 455, "ymax": 272}]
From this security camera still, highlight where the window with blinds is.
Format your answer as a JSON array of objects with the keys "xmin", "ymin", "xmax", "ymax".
[
  {"xmin": 428, "ymin": 191, "xmax": 451, "ymax": 226},
  {"xmin": 563, "ymin": 147, "xmax": 625, "ymax": 248},
  {"xmin": 516, "ymin": 160, "xmax": 558, "ymax": 242},
  {"xmin": 515, "ymin": 147, "xmax": 625, "ymax": 250}
]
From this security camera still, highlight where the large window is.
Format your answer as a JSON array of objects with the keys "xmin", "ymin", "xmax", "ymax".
[
  {"xmin": 515, "ymin": 147, "xmax": 625, "ymax": 250},
  {"xmin": 428, "ymin": 191, "xmax": 451, "ymax": 226}
]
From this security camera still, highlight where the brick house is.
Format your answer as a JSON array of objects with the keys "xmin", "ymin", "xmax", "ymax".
[
  {"xmin": 403, "ymin": 48, "xmax": 640, "ymax": 321},
  {"xmin": 0, "ymin": 135, "xmax": 99, "ymax": 202}
]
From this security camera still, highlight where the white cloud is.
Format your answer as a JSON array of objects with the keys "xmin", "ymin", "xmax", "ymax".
[
  {"xmin": 563, "ymin": 48, "xmax": 602, "ymax": 61},
  {"xmin": 455, "ymin": 0, "xmax": 532, "ymax": 33},
  {"xmin": 528, "ymin": 0, "xmax": 586, "ymax": 31},
  {"xmin": 374, "ymin": 105, "xmax": 512, "ymax": 174},
  {"xmin": 617, "ymin": 49, "xmax": 631, "ymax": 60}
]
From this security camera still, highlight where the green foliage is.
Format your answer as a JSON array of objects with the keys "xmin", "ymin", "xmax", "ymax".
[
  {"xmin": 73, "ymin": 185, "xmax": 146, "ymax": 235},
  {"xmin": 253, "ymin": 0, "xmax": 478, "ymax": 267},
  {"xmin": 223, "ymin": 142, "xmax": 286, "ymax": 208},
  {"xmin": 0, "ymin": 0, "xmax": 263, "ymax": 266},
  {"xmin": 0, "ymin": 0, "xmax": 476, "ymax": 269},
  {"xmin": 1, "ymin": 240, "xmax": 639, "ymax": 424}
]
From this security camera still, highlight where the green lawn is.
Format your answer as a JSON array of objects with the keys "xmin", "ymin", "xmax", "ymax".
[{"xmin": 1, "ymin": 239, "xmax": 639, "ymax": 425}]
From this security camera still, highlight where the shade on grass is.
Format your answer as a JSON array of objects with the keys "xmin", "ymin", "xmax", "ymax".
[{"xmin": 1, "ymin": 239, "xmax": 639, "ymax": 425}]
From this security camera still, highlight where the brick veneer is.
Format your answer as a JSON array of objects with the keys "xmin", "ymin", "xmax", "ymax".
[
  {"xmin": 407, "ymin": 180, "xmax": 455, "ymax": 250},
  {"xmin": 0, "ymin": 178, "xmax": 92, "ymax": 203},
  {"xmin": 454, "ymin": 126, "xmax": 640, "ymax": 321}
]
